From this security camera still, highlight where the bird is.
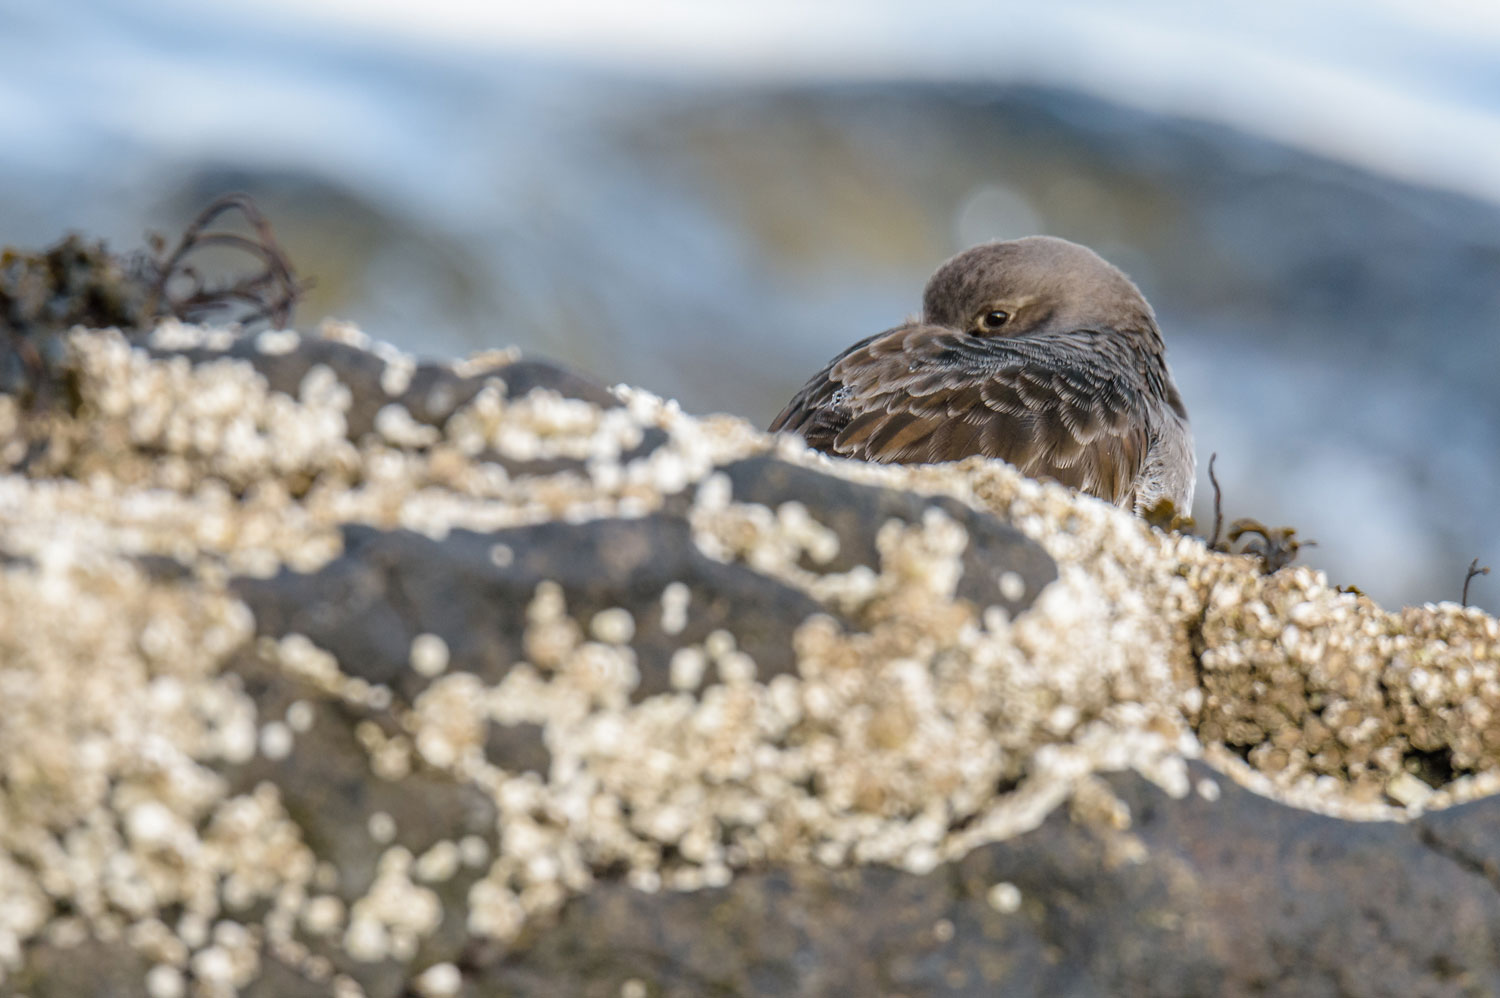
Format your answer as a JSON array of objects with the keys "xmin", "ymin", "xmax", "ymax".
[{"xmin": 769, "ymin": 236, "xmax": 1195, "ymax": 515}]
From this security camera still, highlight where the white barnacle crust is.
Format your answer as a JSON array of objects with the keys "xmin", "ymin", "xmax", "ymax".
[
  {"xmin": 342, "ymin": 848, "xmax": 441, "ymax": 963},
  {"xmin": 409, "ymin": 633, "xmax": 451, "ymax": 678},
  {"xmin": 375, "ymin": 404, "xmax": 441, "ymax": 447},
  {"xmin": 255, "ymin": 329, "xmax": 301, "ymax": 355},
  {"xmin": 3, "ymin": 324, "xmax": 1500, "ymax": 994}
]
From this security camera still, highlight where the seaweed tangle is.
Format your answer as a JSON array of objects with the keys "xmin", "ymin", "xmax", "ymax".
[
  {"xmin": 144, "ymin": 192, "xmax": 304, "ymax": 329},
  {"xmin": 1464, "ymin": 558, "xmax": 1491, "ymax": 606},
  {"xmin": 1, "ymin": 193, "xmax": 303, "ymax": 411},
  {"xmin": 1143, "ymin": 453, "xmax": 1313, "ymax": 575}
]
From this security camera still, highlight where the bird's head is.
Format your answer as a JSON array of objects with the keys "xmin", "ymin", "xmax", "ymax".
[{"xmin": 921, "ymin": 235, "xmax": 1160, "ymax": 345}]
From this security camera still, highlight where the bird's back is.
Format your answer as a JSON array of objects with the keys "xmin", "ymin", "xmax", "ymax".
[
  {"xmin": 771, "ymin": 323, "xmax": 1195, "ymax": 514},
  {"xmin": 770, "ymin": 236, "xmax": 1196, "ymax": 516}
]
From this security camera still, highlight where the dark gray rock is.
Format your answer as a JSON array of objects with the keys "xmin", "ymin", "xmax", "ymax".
[
  {"xmin": 717, "ymin": 455, "xmax": 1057, "ymax": 617},
  {"xmin": 221, "ymin": 648, "xmax": 501, "ymax": 998},
  {"xmin": 155, "ymin": 337, "xmax": 638, "ymax": 446},
  {"xmin": 7, "ymin": 325, "xmax": 1498, "ymax": 998},
  {"xmin": 8, "ymin": 942, "xmax": 152, "ymax": 998},
  {"xmin": 474, "ymin": 764, "xmax": 1500, "ymax": 998},
  {"xmin": 232, "ymin": 451, "xmax": 1058, "ymax": 708},
  {"xmin": 231, "ymin": 516, "xmax": 833, "ymax": 704}
]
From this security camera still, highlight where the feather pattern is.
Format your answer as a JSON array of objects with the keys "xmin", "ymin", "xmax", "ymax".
[{"xmin": 769, "ymin": 237, "xmax": 1196, "ymax": 514}]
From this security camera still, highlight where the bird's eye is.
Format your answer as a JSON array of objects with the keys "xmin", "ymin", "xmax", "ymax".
[{"xmin": 979, "ymin": 310, "xmax": 1010, "ymax": 331}]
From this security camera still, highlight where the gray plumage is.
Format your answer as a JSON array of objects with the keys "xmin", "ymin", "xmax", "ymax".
[{"xmin": 770, "ymin": 236, "xmax": 1196, "ymax": 515}]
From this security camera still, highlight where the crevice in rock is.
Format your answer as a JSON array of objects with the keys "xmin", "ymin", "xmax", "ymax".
[
  {"xmin": 1403, "ymin": 747, "xmax": 1457, "ymax": 790},
  {"xmin": 1415, "ymin": 824, "xmax": 1500, "ymax": 899}
]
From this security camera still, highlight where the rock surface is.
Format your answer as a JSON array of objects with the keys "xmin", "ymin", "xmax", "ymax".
[{"xmin": 3, "ymin": 322, "xmax": 1500, "ymax": 997}]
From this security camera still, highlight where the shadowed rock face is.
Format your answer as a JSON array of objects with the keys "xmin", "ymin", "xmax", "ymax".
[
  {"xmin": 3, "ymin": 323, "xmax": 1500, "ymax": 998},
  {"xmin": 230, "ymin": 454, "xmax": 1056, "ymax": 707},
  {"xmin": 715, "ymin": 455, "xmax": 1057, "ymax": 617},
  {"xmin": 480, "ymin": 764, "xmax": 1500, "ymax": 998},
  {"xmin": 233, "ymin": 518, "xmax": 829, "ymax": 702}
]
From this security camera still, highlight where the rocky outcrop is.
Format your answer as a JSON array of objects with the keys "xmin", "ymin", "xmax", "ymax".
[{"xmin": 2, "ymin": 322, "xmax": 1499, "ymax": 997}]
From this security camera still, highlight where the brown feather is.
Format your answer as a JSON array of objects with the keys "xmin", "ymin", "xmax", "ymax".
[{"xmin": 769, "ymin": 236, "xmax": 1195, "ymax": 514}]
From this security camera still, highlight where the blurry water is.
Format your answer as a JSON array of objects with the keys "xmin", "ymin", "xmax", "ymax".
[{"xmin": 2, "ymin": 0, "xmax": 1497, "ymax": 612}]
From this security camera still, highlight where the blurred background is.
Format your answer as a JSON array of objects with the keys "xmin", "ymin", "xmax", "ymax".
[{"xmin": 3, "ymin": 0, "xmax": 1498, "ymax": 612}]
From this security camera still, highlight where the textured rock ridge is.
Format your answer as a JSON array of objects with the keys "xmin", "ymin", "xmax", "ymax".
[{"xmin": 2, "ymin": 322, "xmax": 1499, "ymax": 997}]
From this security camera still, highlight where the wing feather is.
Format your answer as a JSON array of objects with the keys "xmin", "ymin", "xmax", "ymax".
[{"xmin": 770, "ymin": 322, "xmax": 1152, "ymax": 507}]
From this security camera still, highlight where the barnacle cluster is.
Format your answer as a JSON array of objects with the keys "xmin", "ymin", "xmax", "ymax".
[{"xmin": 1, "ymin": 322, "xmax": 1497, "ymax": 995}]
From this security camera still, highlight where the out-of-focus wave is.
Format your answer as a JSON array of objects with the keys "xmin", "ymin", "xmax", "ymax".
[
  {"xmin": 35, "ymin": 0, "xmax": 1500, "ymax": 205},
  {"xmin": 1, "ymin": 1, "xmax": 1497, "ymax": 613}
]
